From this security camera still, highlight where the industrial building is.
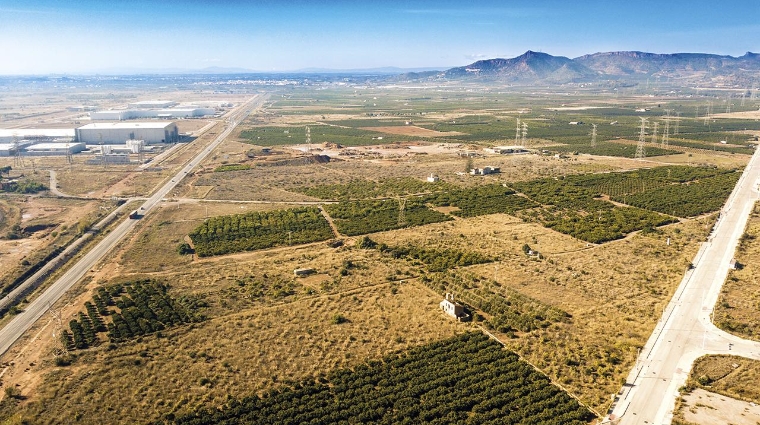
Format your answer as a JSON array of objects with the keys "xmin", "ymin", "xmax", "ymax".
[
  {"xmin": 24, "ymin": 143, "xmax": 86, "ymax": 156},
  {"xmin": 75, "ymin": 122, "xmax": 179, "ymax": 144},
  {"xmin": 0, "ymin": 144, "xmax": 16, "ymax": 157},
  {"xmin": 0, "ymin": 129, "xmax": 75, "ymax": 144},
  {"xmin": 127, "ymin": 100, "xmax": 178, "ymax": 109},
  {"xmin": 89, "ymin": 107, "xmax": 215, "ymax": 121}
]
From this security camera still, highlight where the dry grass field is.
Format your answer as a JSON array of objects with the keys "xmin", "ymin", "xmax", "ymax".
[{"xmin": 1, "ymin": 86, "xmax": 758, "ymax": 424}]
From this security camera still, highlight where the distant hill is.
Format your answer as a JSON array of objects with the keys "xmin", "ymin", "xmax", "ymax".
[{"xmin": 417, "ymin": 50, "xmax": 760, "ymax": 85}]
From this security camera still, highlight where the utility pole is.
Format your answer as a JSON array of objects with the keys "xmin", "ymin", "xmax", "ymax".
[
  {"xmin": 591, "ymin": 123, "xmax": 597, "ymax": 148},
  {"xmin": 515, "ymin": 118, "xmax": 520, "ymax": 145},
  {"xmin": 651, "ymin": 122, "xmax": 658, "ymax": 145},
  {"xmin": 521, "ymin": 122, "xmax": 527, "ymax": 146}
]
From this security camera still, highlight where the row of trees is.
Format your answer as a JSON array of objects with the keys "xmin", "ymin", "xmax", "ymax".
[
  {"xmin": 298, "ymin": 177, "xmax": 455, "ymax": 201},
  {"xmin": 189, "ymin": 207, "xmax": 334, "ymax": 256},
  {"xmin": 520, "ymin": 205, "xmax": 675, "ymax": 244},
  {"xmin": 365, "ymin": 240, "xmax": 493, "ymax": 272},
  {"xmin": 325, "ymin": 198, "xmax": 450, "ymax": 236},
  {"xmin": 423, "ymin": 184, "xmax": 538, "ymax": 218},
  {"xmin": 169, "ymin": 332, "xmax": 594, "ymax": 425},
  {"xmin": 62, "ymin": 280, "xmax": 204, "ymax": 350},
  {"xmin": 612, "ymin": 172, "xmax": 740, "ymax": 217}
]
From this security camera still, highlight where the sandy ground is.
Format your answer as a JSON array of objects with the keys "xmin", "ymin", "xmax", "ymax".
[
  {"xmin": 713, "ymin": 110, "xmax": 760, "ymax": 120},
  {"xmin": 360, "ymin": 126, "xmax": 464, "ymax": 137},
  {"xmin": 682, "ymin": 388, "xmax": 760, "ymax": 424},
  {"xmin": 289, "ymin": 141, "xmax": 466, "ymax": 157}
]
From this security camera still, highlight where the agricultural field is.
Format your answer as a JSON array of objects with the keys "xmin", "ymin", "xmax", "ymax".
[
  {"xmin": 173, "ymin": 332, "xmax": 595, "ymax": 425},
  {"xmin": 188, "ymin": 207, "xmax": 334, "ymax": 256},
  {"xmin": 1, "ymin": 83, "xmax": 758, "ymax": 425}
]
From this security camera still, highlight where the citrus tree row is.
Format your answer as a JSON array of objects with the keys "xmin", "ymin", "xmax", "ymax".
[
  {"xmin": 610, "ymin": 171, "xmax": 740, "ymax": 217},
  {"xmin": 169, "ymin": 332, "xmax": 595, "ymax": 425},
  {"xmin": 62, "ymin": 280, "xmax": 204, "ymax": 350},
  {"xmin": 423, "ymin": 184, "xmax": 538, "ymax": 218},
  {"xmin": 360, "ymin": 237, "xmax": 493, "ymax": 272},
  {"xmin": 188, "ymin": 207, "xmax": 334, "ymax": 257},
  {"xmin": 324, "ymin": 198, "xmax": 451, "ymax": 236}
]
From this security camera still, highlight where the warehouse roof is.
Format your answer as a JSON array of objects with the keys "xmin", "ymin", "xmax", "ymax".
[
  {"xmin": 26, "ymin": 142, "xmax": 85, "ymax": 150},
  {"xmin": 0, "ymin": 128, "xmax": 76, "ymax": 138},
  {"xmin": 77, "ymin": 122, "xmax": 176, "ymax": 130}
]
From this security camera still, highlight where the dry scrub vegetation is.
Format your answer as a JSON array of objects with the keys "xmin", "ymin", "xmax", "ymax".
[
  {"xmin": 0, "ymin": 88, "xmax": 755, "ymax": 424},
  {"xmin": 714, "ymin": 201, "xmax": 760, "ymax": 341}
]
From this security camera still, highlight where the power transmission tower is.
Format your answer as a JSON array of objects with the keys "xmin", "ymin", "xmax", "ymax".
[
  {"xmin": 397, "ymin": 197, "xmax": 406, "ymax": 226},
  {"xmin": 591, "ymin": 124, "xmax": 597, "ymax": 147},
  {"xmin": 674, "ymin": 111, "xmax": 680, "ymax": 135},
  {"xmin": 521, "ymin": 122, "xmax": 527, "ymax": 145},
  {"xmin": 662, "ymin": 118, "xmax": 670, "ymax": 149},
  {"xmin": 725, "ymin": 96, "xmax": 731, "ymax": 114},
  {"xmin": 65, "ymin": 141, "xmax": 73, "ymax": 165},
  {"xmin": 741, "ymin": 91, "xmax": 746, "ymax": 107},
  {"xmin": 514, "ymin": 118, "xmax": 520, "ymax": 145},
  {"xmin": 704, "ymin": 102, "xmax": 711, "ymax": 126},
  {"xmin": 12, "ymin": 135, "xmax": 23, "ymax": 168},
  {"xmin": 651, "ymin": 122, "xmax": 658, "ymax": 145},
  {"xmin": 635, "ymin": 118, "xmax": 647, "ymax": 160}
]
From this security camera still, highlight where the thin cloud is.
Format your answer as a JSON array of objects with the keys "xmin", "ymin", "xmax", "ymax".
[
  {"xmin": 401, "ymin": 7, "xmax": 545, "ymax": 18},
  {"xmin": 0, "ymin": 7, "xmax": 59, "ymax": 15}
]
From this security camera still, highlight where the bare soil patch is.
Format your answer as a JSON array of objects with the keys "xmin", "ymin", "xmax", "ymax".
[
  {"xmin": 681, "ymin": 388, "xmax": 760, "ymax": 425},
  {"xmin": 360, "ymin": 125, "xmax": 464, "ymax": 137}
]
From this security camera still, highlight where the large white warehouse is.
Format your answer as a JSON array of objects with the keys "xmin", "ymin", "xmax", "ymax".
[
  {"xmin": 89, "ymin": 107, "xmax": 215, "ymax": 121},
  {"xmin": 75, "ymin": 122, "xmax": 179, "ymax": 144}
]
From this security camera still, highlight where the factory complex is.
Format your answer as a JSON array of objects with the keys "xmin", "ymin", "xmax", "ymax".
[
  {"xmin": 88, "ymin": 99, "xmax": 220, "ymax": 121},
  {"xmin": 0, "ymin": 122, "xmax": 179, "ymax": 157},
  {"xmin": 75, "ymin": 122, "xmax": 179, "ymax": 144}
]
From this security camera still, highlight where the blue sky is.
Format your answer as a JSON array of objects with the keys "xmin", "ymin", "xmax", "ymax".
[{"xmin": 0, "ymin": 0, "xmax": 758, "ymax": 74}]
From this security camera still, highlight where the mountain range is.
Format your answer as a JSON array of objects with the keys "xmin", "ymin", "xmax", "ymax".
[{"xmin": 432, "ymin": 50, "xmax": 760, "ymax": 85}]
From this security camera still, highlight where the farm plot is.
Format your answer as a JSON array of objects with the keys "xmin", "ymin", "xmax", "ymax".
[
  {"xmin": 63, "ymin": 280, "xmax": 204, "ymax": 350},
  {"xmin": 297, "ymin": 177, "xmax": 457, "ymax": 201},
  {"xmin": 172, "ymin": 332, "xmax": 596, "ymax": 425},
  {"xmin": 325, "ymin": 198, "xmax": 451, "ymax": 236},
  {"xmin": 423, "ymin": 184, "xmax": 538, "ymax": 218},
  {"xmin": 188, "ymin": 207, "xmax": 334, "ymax": 257},
  {"xmin": 610, "ymin": 172, "xmax": 740, "ymax": 217},
  {"xmin": 511, "ymin": 177, "xmax": 675, "ymax": 243}
]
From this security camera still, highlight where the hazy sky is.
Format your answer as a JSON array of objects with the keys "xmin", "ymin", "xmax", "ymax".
[{"xmin": 1, "ymin": 0, "xmax": 758, "ymax": 74}]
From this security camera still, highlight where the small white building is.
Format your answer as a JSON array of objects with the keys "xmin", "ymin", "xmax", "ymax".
[
  {"xmin": 24, "ymin": 142, "xmax": 86, "ymax": 156},
  {"xmin": 440, "ymin": 293, "xmax": 469, "ymax": 321},
  {"xmin": 470, "ymin": 166, "xmax": 500, "ymax": 176},
  {"xmin": 427, "ymin": 174, "xmax": 439, "ymax": 183},
  {"xmin": 294, "ymin": 268, "xmax": 316, "ymax": 277}
]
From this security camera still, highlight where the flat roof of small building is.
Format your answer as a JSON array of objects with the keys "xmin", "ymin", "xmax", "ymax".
[
  {"xmin": 26, "ymin": 142, "xmax": 85, "ymax": 150},
  {"xmin": 77, "ymin": 122, "xmax": 176, "ymax": 130}
]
